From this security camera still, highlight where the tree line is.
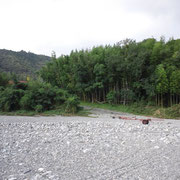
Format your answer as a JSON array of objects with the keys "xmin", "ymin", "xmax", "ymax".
[{"xmin": 40, "ymin": 37, "xmax": 180, "ymax": 107}]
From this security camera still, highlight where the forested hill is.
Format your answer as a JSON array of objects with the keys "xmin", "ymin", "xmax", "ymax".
[{"xmin": 0, "ymin": 49, "xmax": 51, "ymax": 79}]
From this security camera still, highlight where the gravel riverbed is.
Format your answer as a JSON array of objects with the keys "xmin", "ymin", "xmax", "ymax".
[{"xmin": 0, "ymin": 108, "xmax": 180, "ymax": 180}]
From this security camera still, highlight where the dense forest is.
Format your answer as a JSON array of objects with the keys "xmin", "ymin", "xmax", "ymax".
[
  {"xmin": 40, "ymin": 37, "xmax": 180, "ymax": 107},
  {"xmin": 0, "ymin": 49, "xmax": 50, "ymax": 79}
]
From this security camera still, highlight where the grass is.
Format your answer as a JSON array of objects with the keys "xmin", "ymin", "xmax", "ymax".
[
  {"xmin": 81, "ymin": 101, "xmax": 154, "ymax": 115},
  {"xmin": 0, "ymin": 103, "xmax": 179, "ymax": 119},
  {"xmin": 81, "ymin": 101, "xmax": 133, "ymax": 113},
  {"xmin": 81, "ymin": 101, "xmax": 180, "ymax": 119},
  {"xmin": 0, "ymin": 107, "xmax": 90, "ymax": 117},
  {"xmin": 0, "ymin": 110, "xmax": 37, "ymax": 116}
]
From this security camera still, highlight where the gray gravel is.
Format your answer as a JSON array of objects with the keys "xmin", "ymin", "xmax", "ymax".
[{"xmin": 0, "ymin": 108, "xmax": 180, "ymax": 180}]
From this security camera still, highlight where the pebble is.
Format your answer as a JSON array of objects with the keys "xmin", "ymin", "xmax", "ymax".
[
  {"xmin": 154, "ymin": 146, "xmax": 160, "ymax": 149},
  {"xmin": 8, "ymin": 177, "xmax": 17, "ymax": 180},
  {"xmin": 0, "ymin": 114, "xmax": 180, "ymax": 180},
  {"xmin": 38, "ymin": 168, "xmax": 44, "ymax": 172}
]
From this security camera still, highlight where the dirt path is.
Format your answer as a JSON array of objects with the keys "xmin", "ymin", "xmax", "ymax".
[
  {"xmin": 0, "ymin": 108, "xmax": 180, "ymax": 180},
  {"xmin": 83, "ymin": 105, "xmax": 175, "ymax": 122}
]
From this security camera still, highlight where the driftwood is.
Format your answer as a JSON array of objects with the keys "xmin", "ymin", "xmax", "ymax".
[
  {"xmin": 111, "ymin": 116, "xmax": 164, "ymax": 124},
  {"xmin": 118, "ymin": 116, "xmax": 151, "ymax": 124}
]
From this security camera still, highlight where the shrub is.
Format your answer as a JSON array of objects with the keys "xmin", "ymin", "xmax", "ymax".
[
  {"xmin": 20, "ymin": 92, "xmax": 34, "ymax": 110},
  {"xmin": 0, "ymin": 80, "xmax": 80, "ymax": 114},
  {"xmin": 54, "ymin": 88, "xmax": 69, "ymax": 105},
  {"xmin": 165, "ymin": 104, "xmax": 180, "ymax": 118},
  {"xmin": 35, "ymin": 105, "xmax": 43, "ymax": 113},
  {"xmin": 106, "ymin": 90, "xmax": 116, "ymax": 105},
  {"xmin": 0, "ymin": 72, "xmax": 9, "ymax": 87},
  {"xmin": 20, "ymin": 82, "xmax": 55, "ymax": 111},
  {"xmin": 120, "ymin": 89, "xmax": 135, "ymax": 104},
  {"xmin": 20, "ymin": 81, "xmax": 75, "ymax": 112},
  {"xmin": 0, "ymin": 88, "xmax": 24, "ymax": 111},
  {"xmin": 65, "ymin": 96, "xmax": 80, "ymax": 114}
]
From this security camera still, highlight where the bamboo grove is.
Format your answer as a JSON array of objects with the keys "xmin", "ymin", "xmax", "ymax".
[{"xmin": 40, "ymin": 38, "xmax": 180, "ymax": 107}]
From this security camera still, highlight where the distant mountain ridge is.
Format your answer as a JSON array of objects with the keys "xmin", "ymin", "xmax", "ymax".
[{"xmin": 0, "ymin": 49, "xmax": 51, "ymax": 79}]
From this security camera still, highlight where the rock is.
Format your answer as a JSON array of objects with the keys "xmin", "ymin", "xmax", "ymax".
[
  {"xmin": 1, "ymin": 114, "xmax": 180, "ymax": 179},
  {"xmin": 67, "ymin": 141, "xmax": 70, "ymax": 146},
  {"xmin": 38, "ymin": 168, "xmax": 44, "ymax": 172},
  {"xmin": 8, "ymin": 176, "xmax": 17, "ymax": 180},
  {"xmin": 32, "ymin": 174, "xmax": 43, "ymax": 180},
  {"xmin": 83, "ymin": 148, "xmax": 91, "ymax": 153},
  {"xmin": 154, "ymin": 146, "xmax": 160, "ymax": 149},
  {"xmin": 176, "ymin": 133, "xmax": 180, "ymax": 137},
  {"xmin": 24, "ymin": 169, "xmax": 31, "ymax": 174}
]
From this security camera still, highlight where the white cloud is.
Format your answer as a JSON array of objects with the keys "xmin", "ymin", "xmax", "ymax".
[{"xmin": 0, "ymin": 0, "xmax": 179, "ymax": 56}]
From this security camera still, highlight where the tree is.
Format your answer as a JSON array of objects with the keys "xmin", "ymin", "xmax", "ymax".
[
  {"xmin": 155, "ymin": 64, "xmax": 169, "ymax": 107},
  {"xmin": 170, "ymin": 70, "xmax": 180, "ymax": 105},
  {"xmin": 0, "ymin": 72, "xmax": 9, "ymax": 87}
]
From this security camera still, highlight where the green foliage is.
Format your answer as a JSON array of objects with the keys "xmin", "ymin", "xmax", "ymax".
[
  {"xmin": 0, "ymin": 72, "xmax": 10, "ymax": 87},
  {"xmin": 0, "ymin": 49, "xmax": 50, "ymax": 79},
  {"xmin": 165, "ymin": 104, "xmax": 180, "ymax": 118},
  {"xmin": 0, "ymin": 77, "xmax": 80, "ymax": 114},
  {"xmin": 170, "ymin": 70, "xmax": 180, "ymax": 95},
  {"xmin": 65, "ymin": 96, "xmax": 80, "ymax": 114},
  {"xmin": 0, "ymin": 88, "xmax": 24, "ymax": 111},
  {"xmin": 39, "ymin": 37, "xmax": 180, "ymax": 108},
  {"xmin": 35, "ymin": 105, "xmax": 43, "ymax": 113},
  {"xmin": 54, "ymin": 88, "xmax": 69, "ymax": 105},
  {"xmin": 1, "ymin": 37, "xmax": 179, "ymax": 112},
  {"xmin": 20, "ymin": 81, "xmax": 66, "ymax": 111},
  {"xmin": 20, "ymin": 93, "xmax": 33, "ymax": 110},
  {"xmin": 155, "ymin": 64, "xmax": 169, "ymax": 94},
  {"xmin": 106, "ymin": 91, "xmax": 116, "ymax": 104}
]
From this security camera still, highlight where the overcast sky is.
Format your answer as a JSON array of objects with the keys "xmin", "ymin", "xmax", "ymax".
[{"xmin": 0, "ymin": 0, "xmax": 179, "ymax": 57}]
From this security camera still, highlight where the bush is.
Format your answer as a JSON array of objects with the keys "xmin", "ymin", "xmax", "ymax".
[
  {"xmin": 165, "ymin": 104, "xmax": 180, "ymax": 118},
  {"xmin": 20, "ymin": 81, "xmax": 78, "ymax": 113},
  {"xmin": 106, "ymin": 90, "xmax": 116, "ymax": 105},
  {"xmin": 65, "ymin": 96, "xmax": 80, "ymax": 114},
  {"xmin": 0, "ymin": 80, "xmax": 80, "ymax": 114},
  {"xmin": 20, "ymin": 82, "xmax": 55, "ymax": 111},
  {"xmin": 20, "ymin": 92, "xmax": 34, "ymax": 110},
  {"xmin": 0, "ymin": 72, "xmax": 9, "ymax": 87},
  {"xmin": 0, "ymin": 88, "xmax": 24, "ymax": 111},
  {"xmin": 35, "ymin": 105, "xmax": 43, "ymax": 113},
  {"xmin": 120, "ymin": 89, "xmax": 135, "ymax": 104},
  {"xmin": 54, "ymin": 88, "xmax": 69, "ymax": 106}
]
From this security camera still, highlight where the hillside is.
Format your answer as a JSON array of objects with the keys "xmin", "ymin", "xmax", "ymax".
[{"xmin": 0, "ymin": 49, "xmax": 51, "ymax": 79}]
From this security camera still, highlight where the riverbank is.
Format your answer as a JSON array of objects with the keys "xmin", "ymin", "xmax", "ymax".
[
  {"xmin": 1, "ymin": 113, "xmax": 180, "ymax": 179},
  {"xmin": 81, "ymin": 101, "xmax": 180, "ymax": 119}
]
